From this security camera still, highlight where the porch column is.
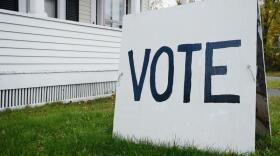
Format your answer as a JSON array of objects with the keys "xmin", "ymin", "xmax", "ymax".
[
  {"xmin": 57, "ymin": 0, "xmax": 66, "ymax": 19},
  {"xmin": 18, "ymin": 0, "xmax": 28, "ymax": 13},
  {"xmin": 131, "ymin": 0, "xmax": 141, "ymax": 14},
  {"xmin": 29, "ymin": 0, "xmax": 47, "ymax": 17}
]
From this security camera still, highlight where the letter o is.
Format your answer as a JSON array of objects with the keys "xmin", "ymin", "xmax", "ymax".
[{"xmin": 150, "ymin": 46, "xmax": 174, "ymax": 102}]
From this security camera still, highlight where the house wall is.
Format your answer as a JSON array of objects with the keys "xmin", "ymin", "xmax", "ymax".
[
  {"xmin": 79, "ymin": 0, "xmax": 91, "ymax": 23},
  {"xmin": 0, "ymin": 9, "xmax": 121, "ymax": 110}
]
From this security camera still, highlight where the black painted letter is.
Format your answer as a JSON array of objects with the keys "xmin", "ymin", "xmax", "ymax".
[
  {"xmin": 204, "ymin": 40, "xmax": 241, "ymax": 103},
  {"xmin": 178, "ymin": 43, "xmax": 202, "ymax": 103},
  {"xmin": 128, "ymin": 49, "xmax": 151, "ymax": 101},
  {"xmin": 150, "ymin": 46, "xmax": 174, "ymax": 102}
]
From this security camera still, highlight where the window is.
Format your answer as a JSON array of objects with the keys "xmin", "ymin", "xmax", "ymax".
[
  {"xmin": 66, "ymin": 0, "xmax": 79, "ymax": 21},
  {"xmin": 0, "ymin": 0, "xmax": 18, "ymax": 11},
  {"xmin": 45, "ymin": 0, "xmax": 57, "ymax": 18},
  {"xmin": 104, "ymin": 0, "xmax": 126, "ymax": 28},
  {"xmin": 126, "ymin": 0, "xmax": 131, "ymax": 14}
]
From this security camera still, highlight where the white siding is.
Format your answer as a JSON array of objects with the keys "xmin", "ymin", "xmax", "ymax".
[
  {"xmin": 0, "ymin": 10, "xmax": 121, "ymax": 109},
  {"xmin": 79, "ymin": 0, "xmax": 92, "ymax": 23}
]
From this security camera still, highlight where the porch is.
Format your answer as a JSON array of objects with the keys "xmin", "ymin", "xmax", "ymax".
[{"xmin": 0, "ymin": 9, "xmax": 121, "ymax": 110}]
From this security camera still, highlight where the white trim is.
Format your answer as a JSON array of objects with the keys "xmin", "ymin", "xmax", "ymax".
[
  {"xmin": 131, "ymin": 0, "xmax": 141, "ymax": 13},
  {"xmin": 0, "ymin": 92, "xmax": 114, "ymax": 112},
  {"xmin": 18, "ymin": 0, "xmax": 28, "ymax": 13},
  {"xmin": 91, "ymin": 0, "xmax": 97, "ymax": 24},
  {"xmin": 57, "ymin": 0, "xmax": 66, "ymax": 19}
]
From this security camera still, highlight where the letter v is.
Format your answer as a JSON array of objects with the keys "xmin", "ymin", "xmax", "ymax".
[{"xmin": 128, "ymin": 49, "xmax": 151, "ymax": 101}]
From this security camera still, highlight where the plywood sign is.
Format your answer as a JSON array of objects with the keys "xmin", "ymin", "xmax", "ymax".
[{"xmin": 113, "ymin": 0, "xmax": 270, "ymax": 153}]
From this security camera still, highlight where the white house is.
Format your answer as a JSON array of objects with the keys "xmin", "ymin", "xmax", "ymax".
[
  {"xmin": 0, "ymin": 0, "xmax": 152, "ymax": 27},
  {"xmin": 0, "ymin": 0, "xmax": 153, "ymax": 110},
  {"xmin": 0, "ymin": 0, "xmax": 186, "ymax": 110}
]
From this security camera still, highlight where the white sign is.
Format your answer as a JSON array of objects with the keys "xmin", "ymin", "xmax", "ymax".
[{"xmin": 114, "ymin": 0, "xmax": 257, "ymax": 153}]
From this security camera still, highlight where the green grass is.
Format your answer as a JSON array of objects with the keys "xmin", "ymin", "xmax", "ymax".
[
  {"xmin": 0, "ymin": 96, "xmax": 279, "ymax": 155},
  {"xmin": 267, "ymin": 80, "xmax": 280, "ymax": 89},
  {"xmin": 254, "ymin": 96, "xmax": 280, "ymax": 156},
  {"xmin": 267, "ymin": 71, "xmax": 280, "ymax": 77}
]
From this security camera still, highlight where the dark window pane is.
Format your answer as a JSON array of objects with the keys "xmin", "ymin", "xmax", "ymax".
[
  {"xmin": 66, "ymin": 0, "xmax": 79, "ymax": 21},
  {"xmin": 0, "ymin": 0, "xmax": 18, "ymax": 11}
]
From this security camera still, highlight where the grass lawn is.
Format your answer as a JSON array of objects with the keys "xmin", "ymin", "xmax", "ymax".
[
  {"xmin": 267, "ymin": 71, "xmax": 280, "ymax": 77},
  {"xmin": 267, "ymin": 80, "xmax": 280, "ymax": 89},
  {"xmin": 0, "ymin": 96, "xmax": 279, "ymax": 156}
]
